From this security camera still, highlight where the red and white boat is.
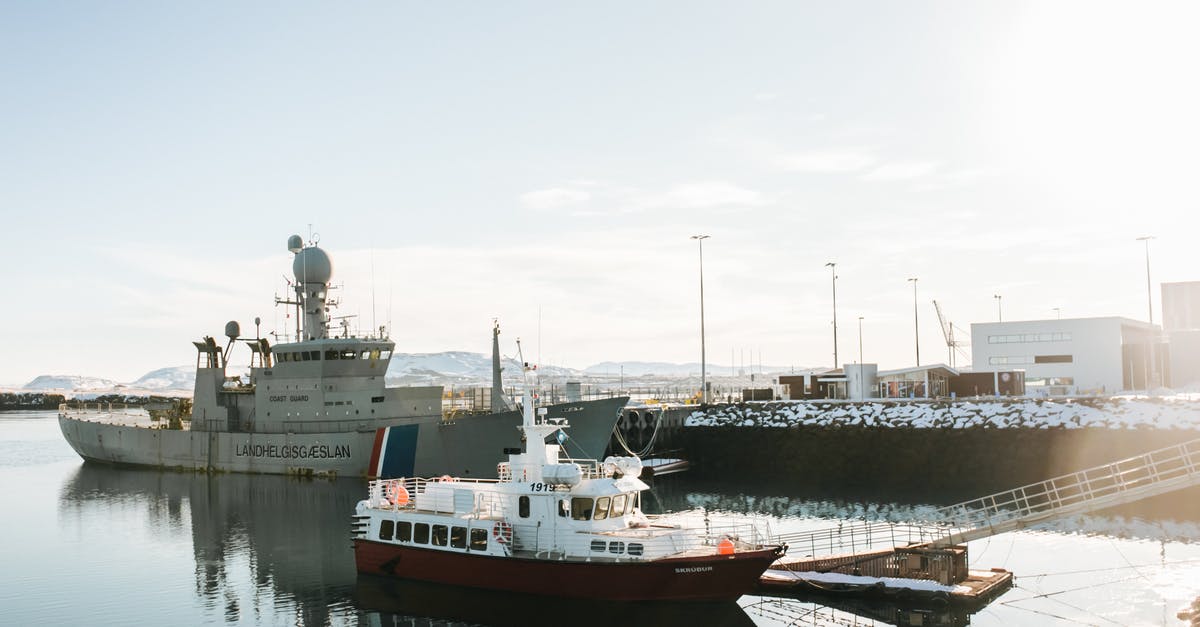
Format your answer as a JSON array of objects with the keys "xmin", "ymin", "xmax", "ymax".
[{"xmin": 352, "ymin": 395, "xmax": 785, "ymax": 602}]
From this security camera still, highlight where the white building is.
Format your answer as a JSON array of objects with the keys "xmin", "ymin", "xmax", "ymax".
[{"xmin": 970, "ymin": 317, "xmax": 1159, "ymax": 395}]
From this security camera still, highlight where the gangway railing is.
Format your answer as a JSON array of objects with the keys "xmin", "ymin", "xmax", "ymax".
[
  {"xmin": 773, "ymin": 438, "xmax": 1200, "ymax": 557},
  {"xmin": 929, "ymin": 437, "xmax": 1200, "ymax": 546}
]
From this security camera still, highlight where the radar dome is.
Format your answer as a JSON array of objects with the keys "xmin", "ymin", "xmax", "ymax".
[
  {"xmin": 293, "ymin": 246, "xmax": 333, "ymax": 284},
  {"xmin": 225, "ymin": 321, "xmax": 241, "ymax": 340},
  {"xmin": 287, "ymin": 235, "xmax": 304, "ymax": 253}
]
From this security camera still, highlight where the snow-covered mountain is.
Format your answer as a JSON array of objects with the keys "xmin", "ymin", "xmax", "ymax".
[
  {"xmin": 19, "ymin": 353, "xmax": 733, "ymax": 396},
  {"xmin": 131, "ymin": 366, "xmax": 195, "ymax": 391},
  {"xmin": 23, "ymin": 375, "xmax": 122, "ymax": 391},
  {"xmin": 583, "ymin": 361, "xmax": 793, "ymax": 377}
]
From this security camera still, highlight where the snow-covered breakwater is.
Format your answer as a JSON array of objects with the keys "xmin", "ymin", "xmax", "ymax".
[
  {"xmin": 678, "ymin": 396, "xmax": 1200, "ymax": 497},
  {"xmin": 685, "ymin": 396, "xmax": 1200, "ymax": 430}
]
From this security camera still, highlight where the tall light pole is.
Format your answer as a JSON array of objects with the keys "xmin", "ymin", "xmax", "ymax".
[
  {"xmin": 691, "ymin": 235, "xmax": 710, "ymax": 404},
  {"xmin": 908, "ymin": 277, "xmax": 920, "ymax": 366},
  {"xmin": 1052, "ymin": 307, "xmax": 1061, "ymax": 320},
  {"xmin": 858, "ymin": 316, "xmax": 864, "ymax": 365},
  {"xmin": 993, "ymin": 294, "xmax": 1002, "ymax": 323},
  {"xmin": 1136, "ymin": 236, "xmax": 1156, "ymax": 388},
  {"xmin": 826, "ymin": 262, "xmax": 838, "ymax": 369}
]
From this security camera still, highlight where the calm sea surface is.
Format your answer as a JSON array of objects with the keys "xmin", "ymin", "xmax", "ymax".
[{"xmin": 2, "ymin": 410, "xmax": 1198, "ymax": 626}]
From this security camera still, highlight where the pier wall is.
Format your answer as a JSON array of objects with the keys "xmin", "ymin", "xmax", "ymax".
[{"xmin": 668, "ymin": 397, "xmax": 1200, "ymax": 499}]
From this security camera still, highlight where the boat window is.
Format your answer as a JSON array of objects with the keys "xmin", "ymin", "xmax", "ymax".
[
  {"xmin": 611, "ymin": 494, "xmax": 627, "ymax": 517},
  {"xmin": 590, "ymin": 539, "xmax": 606, "ymax": 552},
  {"xmin": 379, "ymin": 520, "xmax": 394, "ymax": 540},
  {"xmin": 558, "ymin": 499, "xmax": 569, "ymax": 517},
  {"xmin": 380, "ymin": 350, "xmax": 392, "ymax": 360},
  {"xmin": 325, "ymin": 350, "xmax": 339, "ymax": 360},
  {"xmin": 450, "ymin": 526, "xmax": 467, "ymax": 549},
  {"xmin": 396, "ymin": 521, "xmax": 412, "ymax": 542},
  {"xmin": 519, "ymin": 496, "xmax": 530, "ymax": 518},
  {"xmin": 301, "ymin": 352, "xmax": 310, "ymax": 361},
  {"xmin": 470, "ymin": 528, "xmax": 487, "ymax": 550},
  {"xmin": 628, "ymin": 543, "xmax": 644, "ymax": 556},
  {"xmin": 276, "ymin": 353, "xmax": 288, "ymax": 363},
  {"xmin": 414, "ymin": 523, "xmax": 430, "ymax": 544},
  {"xmin": 571, "ymin": 498, "xmax": 593, "ymax": 521},
  {"xmin": 309, "ymin": 351, "xmax": 320, "ymax": 360},
  {"xmin": 594, "ymin": 496, "xmax": 611, "ymax": 521},
  {"xmin": 608, "ymin": 541, "xmax": 625, "ymax": 554},
  {"xmin": 342, "ymin": 349, "xmax": 358, "ymax": 359},
  {"xmin": 432, "ymin": 525, "xmax": 448, "ymax": 547}
]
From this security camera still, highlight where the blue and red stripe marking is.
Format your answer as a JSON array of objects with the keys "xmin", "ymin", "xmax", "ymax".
[{"xmin": 368, "ymin": 424, "xmax": 419, "ymax": 478}]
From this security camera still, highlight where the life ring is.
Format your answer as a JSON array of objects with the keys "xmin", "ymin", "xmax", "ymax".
[
  {"xmin": 492, "ymin": 521, "xmax": 513, "ymax": 545},
  {"xmin": 385, "ymin": 480, "xmax": 409, "ymax": 506}
]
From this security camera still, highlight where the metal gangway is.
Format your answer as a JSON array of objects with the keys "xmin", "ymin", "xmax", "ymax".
[
  {"xmin": 775, "ymin": 438, "xmax": 1200, "ymax": 556},
  {"xmin": 930, "ymin": 437, "xmax": 1200, "ymax": 547}
]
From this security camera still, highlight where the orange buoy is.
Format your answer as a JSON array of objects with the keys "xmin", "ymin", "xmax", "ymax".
[{"xmin": 717, "ymin": 538, "xmax": 735, "ymax": 555}]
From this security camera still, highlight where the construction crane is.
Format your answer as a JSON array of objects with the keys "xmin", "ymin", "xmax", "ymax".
[{"xmin": 932, "ymin": 300, "xmax": 970, "ymax": 368}]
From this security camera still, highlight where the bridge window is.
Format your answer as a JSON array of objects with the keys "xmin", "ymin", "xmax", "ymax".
[
  {"xmin": 571, "ymin": 497, "xmax": 593, "ymax": 521},
  {"xmin": 431, "ymin": 524, "xmax": 448, "ymax": 547},
  {"xmin": 450, "ymin": 526, "xmax": 467, "ymax": 549},
  {"xmin": 519, "ymin": 496, "xmax": 530, "ymax": 518},
  {"xmin": 325, "ymin": 350, "xmax": 340, "ymax": 360},
  {"xmin": 470, "ymin": 528, "xmax": 488, "ymax": 551},
  {"xmin": 379, "ymin": 520, "xmax": 394, "ymax": 540},
  {"xmin": 611, "ymin": 494, "xmax": 627, "ymax": 517},
  {"xmin": 414, "ymin": 523, "xmax": 430, "ymax": 544},
  {"xmin": 594, "ymin": 496, "xmax": 611, "ymax": 521},
  {"xmin": 381, "ymin": 350, "xmax": 392, "ymax": 360}
]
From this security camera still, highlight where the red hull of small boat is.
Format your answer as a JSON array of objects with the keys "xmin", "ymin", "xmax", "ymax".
[{"xmin": 353, "ymin": 540, "xmax": 784, "ymax": 602}]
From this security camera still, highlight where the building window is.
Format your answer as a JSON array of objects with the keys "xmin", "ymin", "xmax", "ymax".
[
  {"xmin": 989, "ymin": 356, "xmax": 1033, "ymax": 365},
  {"xmin": 1035, "ymin": 354, "xmax": 1073, "ymax": 363},
  {"xmin": 988, "ymin": 332, "xmax": 1072, "ymax": 344}
]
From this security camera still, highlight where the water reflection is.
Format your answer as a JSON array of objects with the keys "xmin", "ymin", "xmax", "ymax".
[
  {"xmin": 56, "ymin": 464, "xmax": 759, "ymax": 626},
  {"xmin": 59, "ymin": 463, "xmax": 361, "ymax": 625}
]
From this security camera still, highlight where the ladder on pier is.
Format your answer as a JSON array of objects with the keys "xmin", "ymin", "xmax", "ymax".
[{"xmin": 929, "ymin": 437, "xmax": 1200, "ymax": 547}]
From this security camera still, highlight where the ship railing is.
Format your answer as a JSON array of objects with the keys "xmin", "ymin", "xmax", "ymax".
[
  {"xmin": 366, "ymin": 477, "xmax": 503, "ymax": 511},
  {"xmin": 773, "ymin": 521, "xmax": 963, "ymax": 558},
  {"xmin": 58, "ymin": 402, "xmax": 148, "ymax": 420},
  {"xmin": 504, "ymin": 517, "xmax": 774, "ymax": 560}
]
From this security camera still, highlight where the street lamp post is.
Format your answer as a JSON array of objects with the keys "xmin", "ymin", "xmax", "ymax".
[
  {"xmin": 858, "ymin": 316, "xmax": 864, "ymax": 365},
  {"xmin": 993, "ymin": 294, "xmax": 1003, "ymax": 323},
  {"xmin": 1052, "ymin": 307, "xmax": 1061, "ymax": 320},
  {"xmin": 908, "ymin": 277, "xmax": 919, "ymax": 366},
  {"xmin": 826, "ymin": 262, "xmax": 838, "ymax": 369},
  {"xmin": 1136, "ymin": 236, "xmax": 1156, "ymax": 389},
  {"xmin": 691, "ymin": 235, "xmax": 710, "ymax": 404}
]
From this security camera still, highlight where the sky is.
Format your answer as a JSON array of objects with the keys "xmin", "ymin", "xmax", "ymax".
[{"xmin": 2, "ymin": 1, "xmax": 1198, "ymax": 385}]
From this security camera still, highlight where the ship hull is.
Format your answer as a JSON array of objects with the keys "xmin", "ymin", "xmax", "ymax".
[
  {"xmin": 58, "ymin": 397, "xmax": 626, "ymax": 478},
  {"xmin": 353, "ymin": 539, "xmax": 783, "ymax": 602}
]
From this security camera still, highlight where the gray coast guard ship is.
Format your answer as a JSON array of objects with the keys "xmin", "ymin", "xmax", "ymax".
[{"xmin": 58, "ymin": 235, "xmax": 626, "ymax": 478}]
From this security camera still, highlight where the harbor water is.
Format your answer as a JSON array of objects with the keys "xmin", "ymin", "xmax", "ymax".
[{"xmin": 3, "ymin": 409, "xmax": 1199, "ymax": 626}]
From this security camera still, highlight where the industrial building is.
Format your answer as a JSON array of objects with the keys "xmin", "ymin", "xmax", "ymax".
[
  {"xmin": 969, "ymin": 317, "xmax": 1163, "ymax": 395},
  {"xmin": 1163, "ymin": 281, "xmax": 1200, "ymax": 388}
]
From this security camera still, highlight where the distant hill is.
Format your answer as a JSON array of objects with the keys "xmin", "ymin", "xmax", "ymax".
[
  {"xmin": 19, "ymin": 353, "xmax": 763, "ymax": 396},
  {"xmin": 23, "ymin": 375, "xmax": 122, "ymax": 391}
]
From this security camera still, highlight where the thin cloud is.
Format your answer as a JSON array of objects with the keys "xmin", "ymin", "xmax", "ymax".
[
  {"xmin": 519, "ymin": 187, "xmax": 591, "ymax": 211},
  {"xmin": 775, "ymin": 149, "xmax": 877, "ymax": 173},
  {"xmin": 861, "ymin": 161, "xmax": 941, "ymax": 182},
  {"xmin": 633, "ymin": 181, "xmax": 765, "ymax": 211}
]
